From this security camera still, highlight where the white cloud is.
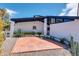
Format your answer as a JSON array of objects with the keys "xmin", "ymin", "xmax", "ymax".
[
  {"xmin": 59, "ymin": 3, "xmax": 78, "ymax": 16},
  {"xmin": 5, "ymin": 8, "xmax": 17, "ymax": 17},
  {"xmin": 59, "ymin": 12, "xmax": 65, "ymax": 16}
]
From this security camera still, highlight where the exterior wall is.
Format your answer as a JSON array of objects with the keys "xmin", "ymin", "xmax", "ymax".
[
  {"xmin": 50, "ymin": 20, "xmax": 79, "ymax": 42},
  {"xmin": 14, "ymin": 21, "xmax": 44, "ymax": 33}
]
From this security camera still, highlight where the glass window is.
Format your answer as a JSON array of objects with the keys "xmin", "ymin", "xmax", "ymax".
[
  {"xmin": 56, "ymin": 19, "xmax": 63, "ymax": 23},
  {"xmin": 51, "ymin": 18, "xmax": 55, "ymax": 24},
  {"xmin": 64, "ymin": 19, "xmax": 74, "ymax": 22},
  {"xmin": 33, "ymin": 26, "xmax": 36, "ymax": 30},
  {"xmin": 47, "ymin": 27, "xmax": 50, "ymax": 31}
]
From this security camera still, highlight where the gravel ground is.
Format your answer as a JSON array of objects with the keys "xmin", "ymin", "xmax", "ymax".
[
  {"xmin": 1, "ymin": 37, "xmax": 71, "ymax": 56},
  {"xmin": 1, "ymin": 37, "xmax": 17, "ymax": 56}
]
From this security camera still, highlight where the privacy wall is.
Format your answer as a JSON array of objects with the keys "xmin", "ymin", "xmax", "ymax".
[{"xmin": 50, "ymin": 20, "xmax": 79, "ymax": 42}]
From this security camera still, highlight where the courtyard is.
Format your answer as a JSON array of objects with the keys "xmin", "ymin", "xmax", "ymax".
[{"xmin": 1, "ymin": 36, "xmax": 71, "ymax": 56}]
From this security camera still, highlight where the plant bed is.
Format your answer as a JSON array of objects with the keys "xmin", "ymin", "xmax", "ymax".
[{"xmin": 14, "ymin": 30, "xmax": 42, "ymax": 37}]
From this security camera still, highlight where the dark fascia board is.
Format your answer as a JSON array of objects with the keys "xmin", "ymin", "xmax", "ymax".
[
  {"xmin": 11, "ymin": 16, "xmax": 79, "ymax": 22},
  {"xmin": 45, "ymin": 16, "xmax": 79, "ymax": 19},
  {"xmin": 11, "ymin": 17, "xmax": 44, "ymax": 23}
]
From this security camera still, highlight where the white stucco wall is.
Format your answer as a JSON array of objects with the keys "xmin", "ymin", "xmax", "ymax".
[
  {"xmin": 14, "ymin": 21, "xmax": 44, "ymax": 33},
  {"xmin": 50, "ymin": 20, "xmax": 79, "ymax": 42}
]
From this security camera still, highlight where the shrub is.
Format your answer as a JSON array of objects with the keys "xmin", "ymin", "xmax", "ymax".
[
  {"xmin": 24, "ymin": 32, "xmax": 32, "ymax": 35},
  {"xmin": 14, "ymin": 29, "xmax": 23, "ymax": 37},
  {"xmin": 36, "ymin": 32, "xmax": 42, "ymax": 37},
  {"xmin": 31, "ymin": 32, "xmax": 36, "ymax": 35},
  {"xmin": 60, "ymin": 38, "xmax": 65, "ymax": 44},
  {"xmin": 14, "ymin": 31, "xmax": 42, "ymax": 37},
  {"xmin": 24, "ymin": 32, "xmax": 37, "ymax": 36}
]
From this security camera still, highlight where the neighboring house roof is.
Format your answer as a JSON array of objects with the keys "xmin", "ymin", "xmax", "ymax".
[{"xmin": 11, "ymin": 16, "xmax": 79, "ymax": 23}]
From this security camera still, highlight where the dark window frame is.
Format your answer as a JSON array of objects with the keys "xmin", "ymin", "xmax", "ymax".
[
  {"xmin": 33, "ymin": 26, "xmax": 36, "ymax": 30},
  {"xmin": 50, "ymin": 18, "xmax": 56, "ymax": 24},
  {"xmin": 55, "ymin": 18, "xmax": 63, "ymax": 23}
]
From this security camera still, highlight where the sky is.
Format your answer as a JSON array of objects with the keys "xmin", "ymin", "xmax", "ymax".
[{"xmin": 0, "ymin": 3, "xmax": 78, "ymax": 18}]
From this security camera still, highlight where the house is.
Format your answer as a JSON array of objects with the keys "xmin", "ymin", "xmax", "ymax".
[{"xmin": 11, "ymin": 16, "xmax": 79, "ymax": 41}]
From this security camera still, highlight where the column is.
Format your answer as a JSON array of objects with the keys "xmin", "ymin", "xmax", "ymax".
[
  {"xmin": 10, "ymin": 21, "xmax": 15, "ymax": 37},
  {"xmin": 44, "ymin": 18, "xmax": 47, "ymax": 36}
]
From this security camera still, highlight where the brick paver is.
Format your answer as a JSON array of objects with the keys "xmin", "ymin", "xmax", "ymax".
[
  {"xmin": 1, "ymin": 37, "xmax": 71, "ymax": 56},
  {"xmin": 11, "ymin": 37, "xmax": 63, "ymax": 53}
]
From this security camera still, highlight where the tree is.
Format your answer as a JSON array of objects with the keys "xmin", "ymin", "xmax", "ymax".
[
  {"xmin": 4, "ymin": 20, "xmax": 10, "ymax": 30},
  {"xmin": 0, "ymin": 8, "xmax": 6, "ymax": 55},
  {"xmin": 2, "ymin": 9, "xmax": 10, "ymax": 30},
  {"xmin": 0, "ymin": 8, "xmax": 6, "ymax": 17}
]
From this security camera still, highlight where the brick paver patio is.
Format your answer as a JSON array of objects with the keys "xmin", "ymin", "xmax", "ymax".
[
  {"xmin": 11, "ymin": 37, "xmax": 64, "ymax": 53},
  {"xmin": 2, "ymin": 37, "xmax": 71, "ymax": 56}
]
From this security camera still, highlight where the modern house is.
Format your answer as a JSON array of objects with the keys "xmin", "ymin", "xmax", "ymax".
[
  {"xmin": 10, "ymin": 16, "xmax": 79, "ymax": 42},
  {"xmin": 11, "ymin": 16, "xmax": 74, "ymax": 35}
]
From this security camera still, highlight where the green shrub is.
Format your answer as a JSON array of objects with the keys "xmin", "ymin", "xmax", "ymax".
[
  {"xmin": 14, "ymin": 29, "xmax": 23, "ymax": 37},
  {"xmin": 24, "ymin": 32, "xmax": 32, "ymax": 35},
  {"xmin": 36, "ymin": 32, "xmax": 42, "ymax": 37},
  {"xmin": 14, "ymin": 30, "xmax": 42, "ymax": 37},
  {"xmin": 60, "ymin": 38, "xmax": 65, "ymax": 44},
  {"xmin": 31, "ymin": 32, "xmax": 35, "ymax": 35}
]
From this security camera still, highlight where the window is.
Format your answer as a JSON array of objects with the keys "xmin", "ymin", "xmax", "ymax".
[
  {"xmin": 64, "ymin": 19, "xmax": 74, "ymax": 22},
  {"xmin": 47, "ymin": 27, "xmax": 50, "ymax": 31},
  {"xmin": 55, "ymin": 19, "xmax": 63, "ymax": 23},
  {"xmin": 33, "ymin": 26, "xmax": 36, "ymax": 30},
  {"xmin": 51, "ymin": 18, "xmax": 55, "ymax": 24}
]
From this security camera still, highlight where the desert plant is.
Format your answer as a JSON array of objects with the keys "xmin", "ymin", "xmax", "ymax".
[
  {"xmin": 76, "ymin": 42, "xmax": 79, "ymax": 56},
  {"xmin": 69, "ymin": 36, "xmax": 76, "ymax": 56},
  {"xmin": 69, "ymin": 36, "xmax": 79, "ymax": 56}
]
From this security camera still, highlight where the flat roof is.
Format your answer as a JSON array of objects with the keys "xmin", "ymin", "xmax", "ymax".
[
  {"xmin": 11, "ymin": 17, "xmax": 44, "ymax": 23},
  {"xmin": 11, "ymin": 16, "xmax": 79, "ymax": 22}
]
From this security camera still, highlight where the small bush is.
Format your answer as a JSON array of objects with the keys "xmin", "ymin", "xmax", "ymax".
[
  {"xmin": 14, "ymin": 29, "xmax": 22, "ymax": 37},
  {"xmin": 60, "ymin": 38, "xmax": 65, "ymax": 44},
  {"xmin": 31, "ymin": 31, "xmax": 36, "ymax": 35},
  {"xmin": 24, "ymin": 32, "xmax": 32, "ymax": 35},
  {"xmin": 14, "ymin": 30, "xmax": 43, "ymax": 37},
  {"xmin": 36, "ymin": 32, "xmax": 42, "ymax": 37},
  {"xmin": 59, "ymin": 37, "xmax": 70, "ymax": 46}
]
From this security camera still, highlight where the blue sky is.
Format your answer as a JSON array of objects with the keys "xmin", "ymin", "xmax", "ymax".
[{"xmin": 0, "ymin": 3, "xmax": 71, "ymax": 18}]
